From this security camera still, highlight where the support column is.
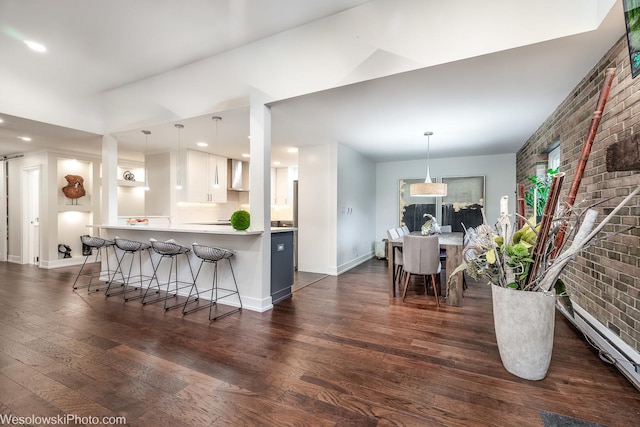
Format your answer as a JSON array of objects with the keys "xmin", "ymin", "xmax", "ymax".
[
  {"xmin": 101, "ymin": 134, "xmax": 118, "ymax": 225},
  {"xmin": 249, "ymin": 92, "xmax": 273, "ymax": 310}
]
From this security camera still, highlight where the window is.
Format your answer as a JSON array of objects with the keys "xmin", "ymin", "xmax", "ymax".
[{"xmin": 547, "ymin": 145, "xmax": 560, "ymax": 171}]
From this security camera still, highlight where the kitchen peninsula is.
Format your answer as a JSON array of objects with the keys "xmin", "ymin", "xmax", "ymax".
[{"xmin": 93, "ymin": 221, "xmax": 296, "ymax": 313}]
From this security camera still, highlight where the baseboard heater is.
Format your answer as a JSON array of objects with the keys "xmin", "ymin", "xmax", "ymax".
[{"xmin": 558, "ymin": 302, "xmax": 640, "ymax": 391}]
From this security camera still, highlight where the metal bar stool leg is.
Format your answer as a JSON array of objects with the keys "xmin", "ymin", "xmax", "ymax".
[
  {"xmin": 142, "ymin": 240, "xmax": 195, "ymax": 310},
  {"xmin": 72, "ymin": 236, "xmax": 116, "ymax": 293},
  {"xmin": 140, "ymin": 253, "xmax": 167, "ymax": 305},
  {"xmin": 106, "ymin": 239, "xmax": 155, "ymax": 301},
  {"xmin": 186, "ymin": 244, "xmax": 242, "ymax": 321},
  {"xmin": 210, "ymin": 257, "xmax": 242, "ymax": 321},
  {"xmin": 123, "ymin": 247, "xmax": 156, "ymax": 301},
  {"xmin": 182, "ymin": 258, "xmax": 212, "ymax": 315},
  {"xmin": 105, "ymin": 245, "xmax": 127, "ymax": 297}
]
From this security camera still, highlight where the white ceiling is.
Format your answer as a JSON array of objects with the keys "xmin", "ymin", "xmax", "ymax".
[{"xmin": 0, "ymin": 0, "xmax": 627, "ymax": 167}]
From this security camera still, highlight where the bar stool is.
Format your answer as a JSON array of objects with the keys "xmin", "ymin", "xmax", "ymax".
[
  {"xmin": 106, "ymin": 238, "xmax": 155, "ymax": 301},
  {"xmin": 72, "ymin": 235, "xmax": 116, "ymax": 293},
  {"xmin": 142, "ymin": 239, "xmax": 196, "ymax": 310},
  {"xmin": 186, "ymin": 243, "xmax": 242, "ymax": 321}
]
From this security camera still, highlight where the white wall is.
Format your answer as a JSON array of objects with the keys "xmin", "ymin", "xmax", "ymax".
[
  {"xmin": 336, "ymin": 144, "xmax": 376, "ymax": 274},
  {"xmin": 299, "ymin": 147, "xmax": 515, "ymax": 275},
  {"xmin": 375, "ymin": 153, "xmax": 516, "ymax": 241},
  {"xmin": 298, "ymin": 144, "xmax": 334, "ymax": 274},
  {"xmin": 144, "ymin": 152, "xmax": 171, "ymax": 216}
]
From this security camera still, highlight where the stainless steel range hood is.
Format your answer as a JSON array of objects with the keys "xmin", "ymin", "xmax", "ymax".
[{"xmin": 228, "ymin": 159, "xmax": 249, "ymax": 191}]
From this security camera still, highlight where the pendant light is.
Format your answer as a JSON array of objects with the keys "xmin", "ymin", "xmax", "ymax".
[
  {"xmin": 410, "ymin": 131, "xmax": 447, "ymax": 197},
  {"xmin": 142, "ymin": 130, "xmax": 151, "ymax": 191},
  {"xmin": 175, "ymin": 124, "xmax": 184, "ymax": 190},
  {"xmin": 212, "ymin": 116, "xmax": 222, "ymax": 189}
]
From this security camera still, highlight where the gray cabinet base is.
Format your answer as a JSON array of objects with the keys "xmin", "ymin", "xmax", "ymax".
[{"xmin": 271, "ymin": 231, "xmax": 294, "ymax": 304}]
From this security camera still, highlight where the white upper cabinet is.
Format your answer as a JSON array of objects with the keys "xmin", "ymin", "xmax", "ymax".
[
  {"xmin": 272, "ymin": 167, "xmax": 298, "ymax": 206},
  {"xmin": 186, "ymin": 149, "xmax": 227, "ymax": 203}
]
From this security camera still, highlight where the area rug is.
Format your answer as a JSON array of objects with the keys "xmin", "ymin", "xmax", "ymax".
[{"xmin": 540, "ymin": 410, "xmax": 608, "ymax": 427}]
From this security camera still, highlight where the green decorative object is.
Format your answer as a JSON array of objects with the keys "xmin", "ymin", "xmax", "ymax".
[
  {"xmin": 523, "ymin": 167, "xmax": 559, "ymax": 216},
  {"xmin": 230, "ymin": 210, "xmax": 250, "ymax": 230}
]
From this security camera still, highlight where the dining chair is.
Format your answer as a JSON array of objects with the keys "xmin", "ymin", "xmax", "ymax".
[
  {"xmin": 387, "ymin": 228, "xmax": 400, "ymax": 240},
  {"xmin": 401, "ymin": 234, "xmax": 441, "ymax": 306},
  {"xmin": 387, "ymin": 228, "xmax": 404, "ymax": 287},
  {"xmin": 438, "ymin": 225, "xmax": 452, "ymax": 263}
]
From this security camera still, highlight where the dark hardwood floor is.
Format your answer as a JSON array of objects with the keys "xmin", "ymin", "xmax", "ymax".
[{"xmin": 0, "ymin": 259, "xmax": 638, "ymax": 426}]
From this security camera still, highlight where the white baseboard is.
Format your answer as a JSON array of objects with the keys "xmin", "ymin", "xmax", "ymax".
[
  {"xmin": 335, "ymin": 251, "xmax": 374, "ymax": 275},
  {"xmin": 41, "ymin": 257, "xmax": 85, "ymax": 269},
  {"xmin": 558, "ymin": 301, "xmax": 640, "ymax": 391}
]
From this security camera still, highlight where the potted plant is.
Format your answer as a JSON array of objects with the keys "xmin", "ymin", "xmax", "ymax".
[
  {"xmin": 523, "ymin": 167, "xmax": 559, "ymax": 220},
  {"xmin": 452, "ymin": 185, "xmax": 640, "ymax": 380}
]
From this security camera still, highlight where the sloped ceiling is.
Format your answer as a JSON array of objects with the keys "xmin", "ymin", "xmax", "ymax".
[{"xmin": 0, "ymin": 0, "xmax": 625, "ymax": 164}]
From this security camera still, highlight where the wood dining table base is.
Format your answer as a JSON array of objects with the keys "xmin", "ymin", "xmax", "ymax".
[
  {"xmin": 443, "ymin": 243, "xmax": 463, "ymax": 306},
  {"xmin": 387, "ymin": 233, "xmax": 464, "ymax": 306}
]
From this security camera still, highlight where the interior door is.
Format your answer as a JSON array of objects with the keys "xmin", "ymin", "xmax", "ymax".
[{"xmin": 23, "ymin": 166, "xmax": 40, "ymax": 265}]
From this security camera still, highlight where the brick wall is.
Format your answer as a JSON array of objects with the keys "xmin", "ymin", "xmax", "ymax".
[{"xmin": 516, "ymin": 36, "xmax": 640, "ymax": 353}]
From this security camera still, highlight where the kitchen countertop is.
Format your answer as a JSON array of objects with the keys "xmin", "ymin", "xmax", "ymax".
[{"xmin": 91, "ymin": 223, "xmax": 296, "ymax": 235}]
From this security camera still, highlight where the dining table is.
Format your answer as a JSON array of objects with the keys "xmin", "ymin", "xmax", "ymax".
[{"xmin": 387, "ymin": 231, "xmax": 465, "ymax": 306}]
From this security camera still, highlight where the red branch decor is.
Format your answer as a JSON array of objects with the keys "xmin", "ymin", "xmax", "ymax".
[{"xmin": 553, "ymin": 67, "xmax": 616, "ymax": 256}]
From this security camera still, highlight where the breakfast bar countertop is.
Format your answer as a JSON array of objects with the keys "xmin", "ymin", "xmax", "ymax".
[{"xmin": 91, "ymin": 223, "xmax": 296, "ymax": 235}]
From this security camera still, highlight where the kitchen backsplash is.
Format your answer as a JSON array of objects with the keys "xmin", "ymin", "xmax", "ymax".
[{"xmin": 175, "ymin": 190, "xmax": 248, "ymax": 224}]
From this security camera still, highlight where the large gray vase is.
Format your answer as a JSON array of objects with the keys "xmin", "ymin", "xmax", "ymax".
[{"xmin": 492, "ymin": 285, "xmax": 556, "ymax": 380}]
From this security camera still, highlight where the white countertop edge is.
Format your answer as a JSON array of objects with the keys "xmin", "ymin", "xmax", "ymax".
[
  {"xmin": 271, "ymin": 227, "xmax": 297, "ymax": 233},
  {"xmin": 89, "ymin": 224, "xmax": 297, "ymax": 235}
]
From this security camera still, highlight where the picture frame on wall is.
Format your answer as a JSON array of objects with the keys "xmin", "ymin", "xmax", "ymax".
[
  {"xmin": 441, "ymin": 176, "xmax": 485, "ymax": 232},
  {"xmin": 623, "ymin": 0, "xmax": 640, "ymax": 78},
  {"xmin": 398, "ymin": 178, "xmax": 438, "ymax": 232}
]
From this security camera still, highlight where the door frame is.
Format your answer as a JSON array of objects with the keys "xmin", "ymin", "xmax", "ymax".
[
  {"xmin": 21, "ymin": 165, "xmax": 41, "ymax": 265},
  {"xmin": 0, "ymin": 160, "xmax": 6, "ymax": 262}
]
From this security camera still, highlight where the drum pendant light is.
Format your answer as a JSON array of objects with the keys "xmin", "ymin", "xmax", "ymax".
[
  {"xmin": 142, "ymin": 130, "xmax": 151, "ymax": 191},
  {"xmin": 212, "ymin": 116, "xmax": 222, "ymax": 189},
  {"xmin": 410, "ymin": 131, "xmax": 447, "ymax": 197}
]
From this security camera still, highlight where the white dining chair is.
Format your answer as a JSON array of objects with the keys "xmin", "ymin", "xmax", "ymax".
[
  {"xmin": 401, "ymin": 234, "xmax": 441, "ymax": 306},
  {"xmin": 387, "ymin": 228, "xmax": 400, "ymax": 240}
]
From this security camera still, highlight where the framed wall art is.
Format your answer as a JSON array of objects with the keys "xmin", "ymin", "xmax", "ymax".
[
  {"xmin": 441, "ymin": 176, "xmax": 485, "ymax": 232},
  {"xmin": 624, "ymin": 0, "xmax": 640, "ymax": 78},
  {"xmin": 398, "ymin": 178, "xmax": 438, "ymax": 232}
]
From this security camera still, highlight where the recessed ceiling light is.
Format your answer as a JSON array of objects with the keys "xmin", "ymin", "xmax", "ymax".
[
  {"xmin": 242, "ymin": 153, "xmax": 250, "ymax": 158},
  {"xmin": 24, "ymin": 40, "xmax": 46, "ymax": 53},
  {"xmin": 18, "ymin": 136, "xmax": 32, "ymax": 141},
  {"xmin": 287, "ymin": 147, "xmax": 298, "ymax": 153},
  {"xmin": 273, "ymin": 161, "xmax": 281, "ymax": 166},
  {"xmin": 196, "ymin": 141, "xmax": 208, "ymax": 147}
]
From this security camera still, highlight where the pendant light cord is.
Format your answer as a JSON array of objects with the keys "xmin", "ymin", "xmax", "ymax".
[
  {"xmin": 212, "ymin": 116, "xmax": 222, "ymax": 188},
  {"xmin": 425, "ymin": 131, "xmax": 433, "ymax": 183}
]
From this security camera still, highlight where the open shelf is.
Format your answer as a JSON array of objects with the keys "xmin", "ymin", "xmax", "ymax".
[{"xmin": 118, "ymin": 179, "xmax": 145, "ymax": 187}]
